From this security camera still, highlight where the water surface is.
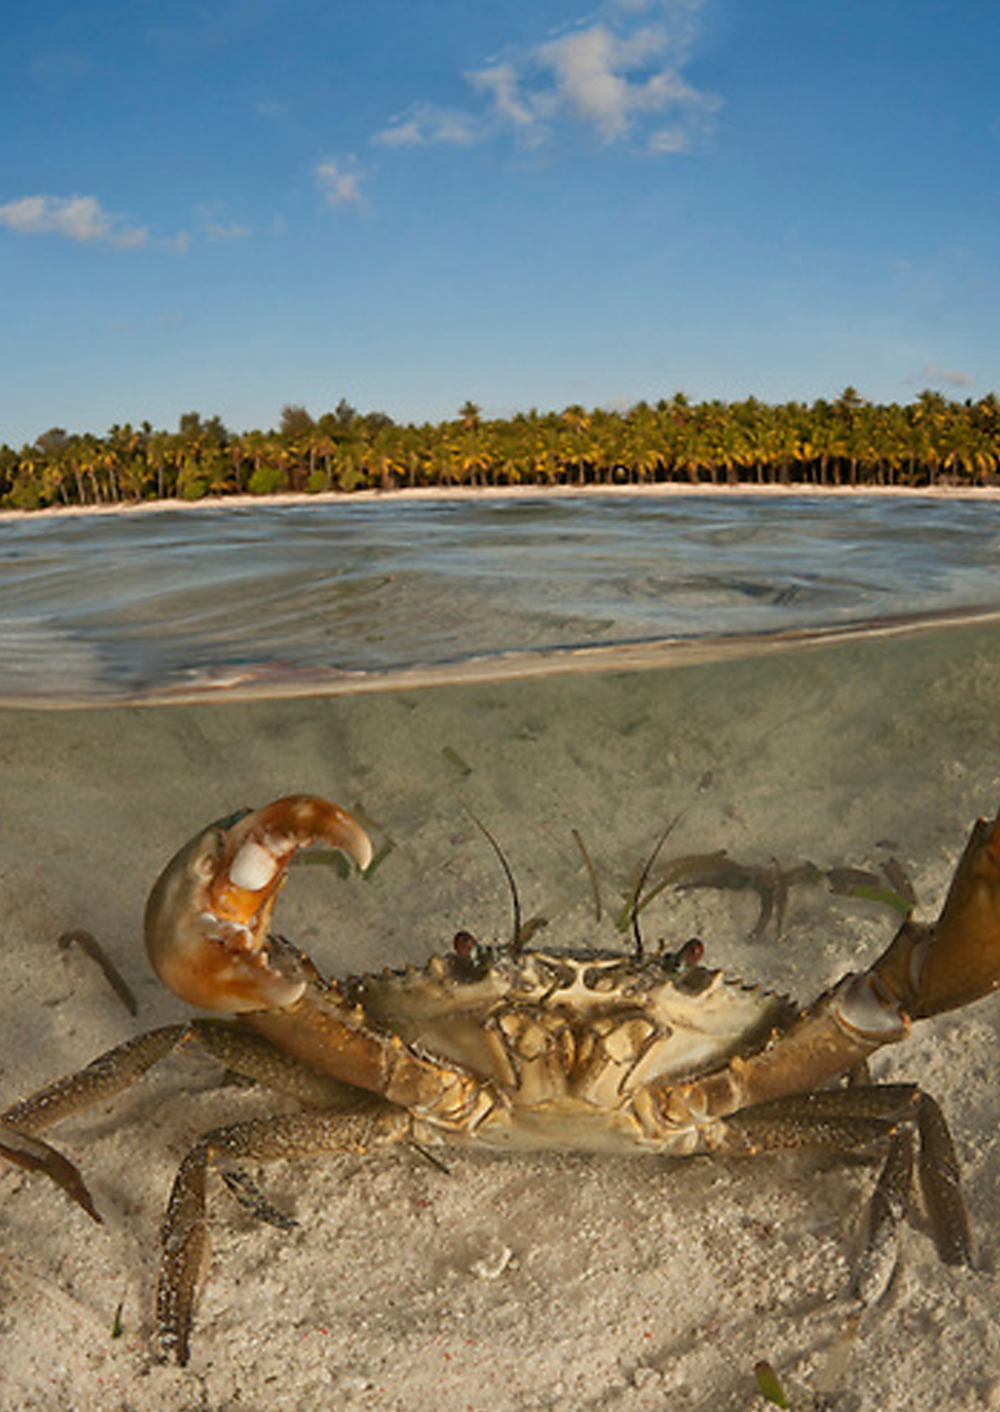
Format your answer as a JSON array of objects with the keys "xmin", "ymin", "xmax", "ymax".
[{"xmin": 3, "ymin": 492, "xmax": 1000, "ymax": 702}]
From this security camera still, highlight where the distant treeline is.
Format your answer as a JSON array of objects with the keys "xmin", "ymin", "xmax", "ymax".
[{"xmin": 3, "ymin": 388, "xmax": 999, "ymax": 510}]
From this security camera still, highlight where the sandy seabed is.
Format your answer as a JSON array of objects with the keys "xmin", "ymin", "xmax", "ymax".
[{"xmin": 2, "ymin": 493, "xmax": 1000, "ymax": 1410}]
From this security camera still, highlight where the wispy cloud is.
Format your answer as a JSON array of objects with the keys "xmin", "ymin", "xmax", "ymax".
[
  {"xmin": 28, "ymin": 49, "xmax": 92, "ymax": 90},
  {"xmin": 374, "ymin": 0, "xmax": 719, "ymax": 154},
  {"xmin": 921, "ymin": 363, "xmax": 975, "ymax": 389},
  {"xmin": 0, "ymin": 194, "xmax": 149, "ymax": 248},
  {"xmin": 196, "ymin": 202, "xmax": 251, "ymax": 242},
  {"xmin": 204, "ymin": 222, "xmax": 251, "ymax": 241},
  {"xmin": 314, "ymin": 157, "xmax": 367, "ymax": 209},
  {"xmin": 375, "ymin": 104, "xmax": 483, "ymax": 149}
]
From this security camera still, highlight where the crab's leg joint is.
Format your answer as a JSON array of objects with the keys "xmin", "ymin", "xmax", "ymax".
[
  {"xmin": 869, "ymin": 809, "xmax": 1000, "ymax": 1021},
  {"xmin": 144, "ymin": 795, "xmax": 373, "ymax": 1014},
  {"xmin": 753, "ymin": 805, "xmax": 1000, "ymax": 1103},
  {"xmin": 630, "ymin": 807, "xmax": 1000, "ymax": 1147}
]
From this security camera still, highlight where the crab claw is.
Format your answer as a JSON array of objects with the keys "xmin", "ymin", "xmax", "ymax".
[
  {"xmin": 873, "ymin": 808, "xmax": 1000, "ymax": 1021},
  {"xmin": 144, "ymin": 795, "xmax": 373, "ymax": 1014}
]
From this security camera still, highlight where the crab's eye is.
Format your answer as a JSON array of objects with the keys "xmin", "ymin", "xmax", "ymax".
[
  {"xmin": 678, "ymin": 938, "xmax": 704, "ymax": 969},
  {"xmin": 453, "ymin": 930, "xmax": 477, "ymax": 959},
  {"xmin": 450, "ymin": 930, "xmax": 493, "ymax": 981},
  {"xmin": 659, "ymin": 937, "xmax": 706, "ymax": 978}
]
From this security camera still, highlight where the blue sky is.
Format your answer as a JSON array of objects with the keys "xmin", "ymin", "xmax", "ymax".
[{"xmin": 3, "ymin": 0, "xmax": 999, "ymax": 445}]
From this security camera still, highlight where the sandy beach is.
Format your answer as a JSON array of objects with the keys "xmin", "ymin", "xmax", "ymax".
[
  {"xmin": 2, "ymin": 603, "xmax": 1000, "ymax": 1410},
  {"xmin": 3, "ymin": 477, "xmax": 1000, "ymax": 528}
]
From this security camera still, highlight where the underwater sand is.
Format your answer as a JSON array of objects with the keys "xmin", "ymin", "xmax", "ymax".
[{"xmin": 2, "ymin": 616, "xmax": 1000, "ymax": 1410}]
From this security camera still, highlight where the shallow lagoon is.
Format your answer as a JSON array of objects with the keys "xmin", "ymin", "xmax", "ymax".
[
  {"xmin": 2, "ymin": 493, "xmax": 1000, "ymax": 1410},
  {"xmin": 2, "ymin": 489, "xmax": 1000, "ymax": 701}
]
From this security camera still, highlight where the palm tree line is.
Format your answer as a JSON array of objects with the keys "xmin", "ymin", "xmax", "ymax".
[{"xmin": 3, "ymin": 388, "xmax": 999, "ymax": 510}]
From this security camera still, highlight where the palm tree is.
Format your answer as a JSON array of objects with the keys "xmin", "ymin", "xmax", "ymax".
[
  {"xmin": 6, "ymin": 387, "xmax": 1000, "ymax": 505},
  {"xmin": 458, "ymin": 400, "xmax": 482, "ymax": 431}
]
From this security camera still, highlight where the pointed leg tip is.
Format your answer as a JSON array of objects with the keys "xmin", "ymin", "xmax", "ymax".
[
  {"xmin": 987, "ymin": 809, "xmax": 1000, "ymax": 863},
  {"xmin": 155, "ymin": 1321, "xmax": 191, "ymax": 1367}
]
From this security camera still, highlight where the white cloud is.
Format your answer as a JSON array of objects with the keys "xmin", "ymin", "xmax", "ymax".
[
  {"xmin": 375, "ymin": 0, "xmax": 719, "ymax": 156},
  {"xmin": 375, "ymin": 103, "xmax": 484, "ymax": 148},
  {"xmin": 374, "ymin": 117, "xmax": 424, "ymax": 148},
  {"xmin": 535, "ymin": 25, "xmax": 659, "ymax": 142},
  {"xmin": 649, "ymin": 123, "xmax": 698, "ymax": 153},
  {"xmin": 469, "ymin": 64, "xmax": 537, "ymax": 134},
  {"xmin": 205, "ymin": 222, "xmax": 250, "ymax": 241},
  {"xmin": 0, "ymin": 194, "xmax": 150, "ymax": 248},
  {"xmin": 922, "ymin": 364, "xmax": 975, "ymax": 389},
  {"xmin": 315, "ymin": 157, "xmax": 367, "ymax": 209},
  {"xmin": 195, "ymin": 201, "xmax": 250, "ymax": 242}
]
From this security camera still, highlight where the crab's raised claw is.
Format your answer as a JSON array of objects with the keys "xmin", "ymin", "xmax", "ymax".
[
  {"xmin": 873, "ymin": 809, "xmax": 1000, "ymax": 1021},
  {"xmin": 144, "ymin": 796, "xmax": 372, "ymax": 1015}
]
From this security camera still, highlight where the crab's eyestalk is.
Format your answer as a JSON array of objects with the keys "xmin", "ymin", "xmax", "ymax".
[
  {"xmin": 144, "ymin": 795, "xmax": 373, "ymax": 1014},
  {"xmin": 873, "ymin": 809, "xmax": 1000, "ymax": 1021}
]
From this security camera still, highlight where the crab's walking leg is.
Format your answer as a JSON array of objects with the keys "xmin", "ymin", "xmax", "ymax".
[
  {"xmin": 846, "ymin": 1089, "xmax": 970, "ymax": 1302},
  {"xmin": 913, "ymin": 1090, "xmax": 970, "ymax": 1264},
  {"xmin": 0, "ymin": 1025, "xmax": 191, "ymax": 1218},
  {"xmin": 157, "ymin": 1104, "xmax": 410, "ymax": 1365},
  {"xmin": 713, "ymin": 1081, "xmax": 972, "ymax": 1294},
  {"xmin": 1, "ymin": 1026, "xmax": 190, "ymax": 1138},
  {"xmin": 190, "ymin": 1017, "xmax": 370, "ymax": 1110},
  {"xmin": 0, "ymin": 1020, "xmax": 368, "ymax": 1219},
  {"xmin": 0, "ymin": 1123, "xmax": 103, "ymax": 1223},
  {"xmin": 632, "ymin": 807, "xmax": 998, "ymax": 1275},
  {"xmin": 853, "ymin": 1124, "xmax": 914, "ymax": 1304}
]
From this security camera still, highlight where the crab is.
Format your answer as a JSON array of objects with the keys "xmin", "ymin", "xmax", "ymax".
[{"xmin": 3, "ymin": 793, "xmax": 1000, "ymax": 1366}]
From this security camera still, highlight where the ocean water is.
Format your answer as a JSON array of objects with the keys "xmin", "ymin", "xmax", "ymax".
[
  {"xmin": 3, "ymin": 491, "xmax": 1000, "ymax": 1409},
  {"xmin": 2, "ymin": 488, "xmax": 999, "ymax": 977},
  {"xmin": 2, "ymin": 490, "xmax": 1000, "ymax": 702}
]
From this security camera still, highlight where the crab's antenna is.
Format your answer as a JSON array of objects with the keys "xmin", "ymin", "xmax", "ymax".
[
  {"xmin": 463, "ymin": 804, "xmax": 524, "ymax": 954},
  {"xmin": 410, "ymin": 1139, "xmax": 452, "ymax": 1175},
  {"xmin": 629, "ymin": 812, "xmax": 684, "ymax": 961}
]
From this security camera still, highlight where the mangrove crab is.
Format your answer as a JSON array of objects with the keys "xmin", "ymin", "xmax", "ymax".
[{"xmin": 3, "ymin": 793, "xmax": 1000, "ymax": 1365}]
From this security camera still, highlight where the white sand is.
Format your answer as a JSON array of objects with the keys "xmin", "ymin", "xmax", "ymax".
[
  {"xmin": 3, "ymin": 477, "xmax": 1000, "ymax": 526},
  {"xmin": 1, "ymin": 551, "xmax": 1000, "ymax": 1410}
]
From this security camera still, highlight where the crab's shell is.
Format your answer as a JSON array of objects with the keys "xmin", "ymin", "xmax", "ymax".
[{"xmin": 349, "ymin": 949, "xmax": 798, "ymax": 1153}]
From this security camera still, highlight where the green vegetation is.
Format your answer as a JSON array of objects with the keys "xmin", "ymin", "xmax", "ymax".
[
  {"xmin": 753, "ymin": 1359, "xmax": 791, "ymax": 1409},
  {"xmin": 3, "ymin": 388, "xmax": 999, "ymax": 511}
]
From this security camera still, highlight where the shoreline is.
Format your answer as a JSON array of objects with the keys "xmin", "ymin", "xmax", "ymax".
[
  {"xmin": 4, "ymin": 478, "xmax": 1000, "ymax": 523},
  {"xmin": 7, "ymin": 604, "xmax": 1000, "ymax": 712}
]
